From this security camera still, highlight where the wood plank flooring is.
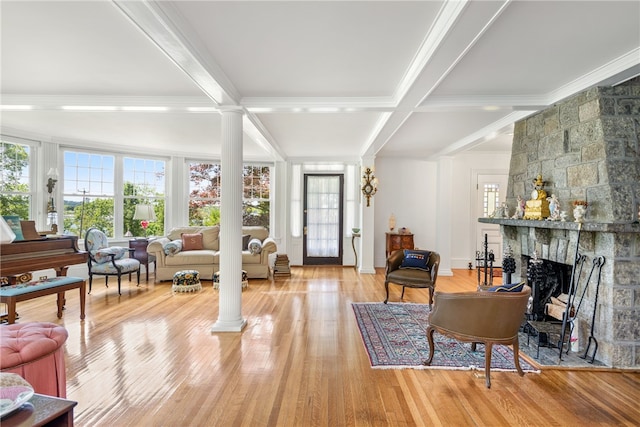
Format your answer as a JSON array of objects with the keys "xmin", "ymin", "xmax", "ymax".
[{"xmin": 6, "ymin": 268, "xmax": 640, "ymax": 426}]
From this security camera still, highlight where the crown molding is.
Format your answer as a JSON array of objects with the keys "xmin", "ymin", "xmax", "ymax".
[
  {"xmin": 241, "ymin": 96, "xmax": 396, "ymax": 113},
  {"xmin": 546, "ymin": 48, "xmax": 640, "ymax": 105},
  {"xmin": 1, "ymin": 95, "xmax": 216, "ymax": 111}
]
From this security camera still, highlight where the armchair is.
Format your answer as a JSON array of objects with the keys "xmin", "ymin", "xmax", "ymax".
[
  {"xmin": 384, "ymin": 249, "xmax": 440, "ymax": 307},
  {"xmin": 84, "ymin": 227, "xmax": 141, "ymax": 295},
  {"xmin": 424, "ymin": 285, "xmax": 531, "ymax": 388}
]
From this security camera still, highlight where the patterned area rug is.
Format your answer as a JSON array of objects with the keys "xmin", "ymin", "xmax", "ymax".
[{"xmin": 352, "ymin": 302, "xmax": 538, "ymax": 372}]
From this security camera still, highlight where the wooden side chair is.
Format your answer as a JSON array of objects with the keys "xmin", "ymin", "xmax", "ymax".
[
  {"xmin": 384, "ymin": 249, "xmax": 440, "ymax": 307},
  {"xmin": 424, "ymin": 284, "xmax": 531, "ymax": 388},
  {"xmin": 84, "ymin": 227, "xmax": 141, "ymax": 295}
]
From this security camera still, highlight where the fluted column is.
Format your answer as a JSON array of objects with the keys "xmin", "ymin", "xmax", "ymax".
[{"xmin": 211, "ymin": 107, "xmax": 247, "ymax": 332}]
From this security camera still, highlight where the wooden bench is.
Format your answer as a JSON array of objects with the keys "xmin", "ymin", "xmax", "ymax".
[{"xmin": 0, "ymin": 277, "xmax": 86, "ymax": 324}]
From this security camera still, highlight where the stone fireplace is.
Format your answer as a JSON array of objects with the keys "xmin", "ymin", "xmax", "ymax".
[{"xmin": 480, "ymin": 77, "xmax": 640, "ymax": 368}]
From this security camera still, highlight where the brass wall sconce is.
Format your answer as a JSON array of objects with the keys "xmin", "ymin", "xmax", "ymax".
[{"xmin": 361, "ymin": 167, "xmax": 378, "ymax": 207}]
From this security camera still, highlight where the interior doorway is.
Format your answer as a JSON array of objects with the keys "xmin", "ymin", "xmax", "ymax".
[
  {"xmin": 476, "ymin": 173, "xmax": 508, "ymax": 266},
  {"xmin": 303, "ymin": 174, "xmax": 344, "ymax": 265}
]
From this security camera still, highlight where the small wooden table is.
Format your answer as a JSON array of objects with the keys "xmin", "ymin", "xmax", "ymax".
[
  {"xmin": 1, "ymin": 393, "xmax": 77, "ymax": 427},
  {"xmin": 129, "ymin": 238, "xmax": 156, "ymax": 281},
  {"xmin": 0, "ymin": 277, "xmax": 86, "ymax": 324}
]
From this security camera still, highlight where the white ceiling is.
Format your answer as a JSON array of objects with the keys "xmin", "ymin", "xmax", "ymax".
[{"xmin": 2, "ymin": 1, "xmax": 639, "ymax": 162}]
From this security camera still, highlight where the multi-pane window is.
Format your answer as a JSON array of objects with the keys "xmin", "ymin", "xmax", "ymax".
[
  {"xmin": 63, "ymin": 150, "xmax": 166, "ymax": 238},
  {"xmin": 188, "ymin": 162, "xmax": 270, "ymax": 228},
  {"xmin": 123, "ymin": 157, "xmax": 165, "ymax": 237},
  {"xmin": 0, "ymin": 140, "xmax": 31, "ymax": 219},
  {"xmin": 63, "ymin": 151, "xmax": 115, "ymax": 237},
  {"xmin": 483, "ymin": 183, "xmax": 500, "ymax": 217}
]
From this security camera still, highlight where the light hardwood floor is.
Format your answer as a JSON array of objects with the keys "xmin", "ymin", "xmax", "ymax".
[{"xmin": 8, "ymin": 268, "xmax": 640, "ymax": 426}]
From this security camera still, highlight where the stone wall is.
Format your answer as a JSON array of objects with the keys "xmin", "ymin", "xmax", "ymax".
[{"xmin": 503, "ymin": 77, "xmax": 640, "ymax": 368}]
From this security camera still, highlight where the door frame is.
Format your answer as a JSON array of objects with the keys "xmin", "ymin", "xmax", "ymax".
[
  {"xmin": 303, "ymin": 173, "xmax": 344, "ymax": 265},
  {"xmin": 471, "ymin": 170, "xmax": 508, "ymax": 267}
]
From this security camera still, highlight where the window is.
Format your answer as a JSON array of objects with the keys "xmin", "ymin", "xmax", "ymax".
[
  {"xmin": 188, "ymin": 162, "xmax": 270, "ymax": 228},
  {"xmin": 483, "ymin": 183, "xmax": 500, "ymax": 217},
  {"xmin": 63, "ymin": 151, "xmax": 115, "ymax": 237},
  {"xmin": 123, "ymin": 157, "xmax": 165, "ymax": 237},
  {"xmin": 63, "ymin": 150, "xmax": 166, "ymax": 238},
  {"xmin": 0, "ymin": 140, "xmax": 32, "ymax": 219}
]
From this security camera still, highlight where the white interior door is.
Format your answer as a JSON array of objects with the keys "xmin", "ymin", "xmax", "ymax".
[{"xmin": 476, "ymin": 174, "xmax": 508, "ymax": 267}]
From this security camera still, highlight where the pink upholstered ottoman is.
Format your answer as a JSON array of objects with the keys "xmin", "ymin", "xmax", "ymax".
[{"xmin": 1, "ymin": 322, "xmax": 69, "ymax": 397}]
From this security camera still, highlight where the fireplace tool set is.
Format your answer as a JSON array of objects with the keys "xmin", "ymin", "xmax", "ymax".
[
  {"xmin": 555, "ymin": 244, "xmax": 606, "ymax": 363},
  {"xmin": 525, "ymin": 222, "xmax": 607, "ymax": 364}
]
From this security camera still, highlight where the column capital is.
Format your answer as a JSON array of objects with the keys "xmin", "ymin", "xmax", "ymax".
[{"xmin": 219, "ymin": 105, "xmax": 244, "ymax": 114}]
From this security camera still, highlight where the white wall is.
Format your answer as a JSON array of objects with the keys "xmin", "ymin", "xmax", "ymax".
[
  {"xmin": 372, "ymin": 152, "xmax": 511, "ymax": 270},
  {"xmin": 450, "ymin": 151, "xmax": 511, "ymax": 269},
  {"xmin": 373, "ymin": 158, "xmax": 438, "ymax": 268}
]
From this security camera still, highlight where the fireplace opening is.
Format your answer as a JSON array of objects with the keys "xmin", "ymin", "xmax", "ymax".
[{"xmin": 522, "ymin": 256, "xmax": 572, "ymax": 321}]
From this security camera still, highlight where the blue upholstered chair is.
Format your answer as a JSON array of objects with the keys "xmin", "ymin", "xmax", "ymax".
[{"xmin": 84, "ymin": 227, "xmax": 140, "ymax": 295}]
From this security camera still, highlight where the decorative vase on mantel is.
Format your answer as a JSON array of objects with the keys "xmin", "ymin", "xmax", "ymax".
[{"xmin": 573, "ymin": 201, "xmax": 588, "ymax": 223}]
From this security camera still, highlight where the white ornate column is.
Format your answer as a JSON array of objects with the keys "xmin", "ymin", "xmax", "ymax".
[{"xmin": 211, "ymin": 107, "xmax": 247, "ymax": 332}]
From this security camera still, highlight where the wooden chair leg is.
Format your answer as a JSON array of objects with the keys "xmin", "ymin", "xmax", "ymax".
[
  {"xmin": 423, "ymin": 326, "xmax": 436, "ymax": 366},
  {"xmin": 117, "ymin": 274, "xmax": 122, "ymax": 295},
  {"xmin": 88, "ymin": 274, "xmax": 93, "ymax": 294},
  {"xmin": 484, "ymin": 342, "xmax": 493, "ymax": 388},
  {"xmin": 512, "ymin": 340, "xmax": 525, "ymax": 377},
  {"xmin": 401, "ymin": 286, "xmax": 406, "ymax": 299},
  {"xmin": 383, "ymin": 281, "xmax": 390, "ymax": 304}
]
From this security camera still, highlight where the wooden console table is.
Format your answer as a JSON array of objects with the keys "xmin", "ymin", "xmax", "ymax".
[{"xmin": 1, "ymin": 393, "xmax": 77, "ymax": 426}]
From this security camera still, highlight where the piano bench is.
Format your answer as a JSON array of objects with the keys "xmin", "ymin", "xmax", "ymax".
[{"xmin": 0, "ymin": 276, "xmax": 86, "ymax": 324}]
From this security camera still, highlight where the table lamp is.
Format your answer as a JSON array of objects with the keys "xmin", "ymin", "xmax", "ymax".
[{"xmin": 133, "ymin": 204, "xmax": 156, "ymax": 237}]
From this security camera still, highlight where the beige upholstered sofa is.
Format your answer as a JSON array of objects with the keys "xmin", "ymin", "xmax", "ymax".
[{"xmin": 147, "ymin": 225, "xmax": 277, "ymax": 282}]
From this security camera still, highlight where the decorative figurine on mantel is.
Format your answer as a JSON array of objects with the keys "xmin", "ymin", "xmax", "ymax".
[
  {"xmin": 512, "ymin": 195, "xmax": 525, "ymax": 219},
  {"xmin": 524, "ymin": 174, "xmax": 550, "ymax": 220},
  {"xmin": 546, "ymin": 194, "xmax": 561, "ymax": 221}
]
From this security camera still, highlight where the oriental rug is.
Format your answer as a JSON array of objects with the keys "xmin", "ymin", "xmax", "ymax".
[{"xmin": 352, "ymin": 302, "xmax": 538, "ymax": 372}]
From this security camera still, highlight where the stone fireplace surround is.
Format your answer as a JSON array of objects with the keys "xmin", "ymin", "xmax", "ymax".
[{"xmin": 480, "ymin": 77, "xmax": 640, "ymax": 368}]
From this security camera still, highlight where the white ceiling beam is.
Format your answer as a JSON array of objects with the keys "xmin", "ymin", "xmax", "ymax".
[{"xmin": 112, "ymin": 0, "xmax": 239, "ymax": 106}]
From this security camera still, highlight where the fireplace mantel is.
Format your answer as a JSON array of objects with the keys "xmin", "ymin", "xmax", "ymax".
[{"xmin": 478, "ymin": 218, "xmax": 640, "ymax": 234}]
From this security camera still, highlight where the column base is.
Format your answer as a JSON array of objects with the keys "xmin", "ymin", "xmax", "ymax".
[{"xmin": 210, "ymin": 318, "xmax": 247, "ymax": 332}]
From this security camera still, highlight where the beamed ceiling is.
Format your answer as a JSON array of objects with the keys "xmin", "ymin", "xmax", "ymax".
[{"xmin": 1, "ymin": 1, "xmax": 639, "ymax": 162}]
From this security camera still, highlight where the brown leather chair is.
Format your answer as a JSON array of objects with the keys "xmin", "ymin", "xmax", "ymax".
[
  {"xmin": 424, "ymin": 285, "xmax": 531, "ymax": 388},
  {"xmin": 384, "ymin": 250, "xmax": 440, "ymax": 307}
]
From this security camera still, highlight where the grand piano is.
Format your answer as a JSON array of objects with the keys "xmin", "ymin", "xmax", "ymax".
[{"xmin": 0, "ymin": 235, "xmax": 88, "ymax": 279}]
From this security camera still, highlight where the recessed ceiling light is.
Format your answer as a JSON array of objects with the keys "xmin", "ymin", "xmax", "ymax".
[
  {"xmin": 121, "ymin": 106, "xmax": 169, "ymax": 112},
  {"xmin": 483, "ymin": 106, "xmax": 501, "ymax": 111},
  {"xmin": 187, "ymin": 107, "xmax": 218, "ymax": 113},
  {"xmin": 308, "ymin": 107, "xmax": 340, "ymax": 113},
  {"xmin": 0, "ymin": 105, "xmax": 34, "ymax": 110},
  {"xmin": 61, "ymin": 106, "xmax": 118, "ymax": 111}
]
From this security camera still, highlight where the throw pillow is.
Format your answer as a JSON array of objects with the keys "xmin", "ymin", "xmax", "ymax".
[
  {"xmin": 485, "ymin": 282, "xmax": 526, "ymax": 292},
  {"xmin": 248, "ymin": 238, "xmax": 262, "ymax": 255},
  {"xmin": 93, "ymin": 247, "xmax": 128, "ymax": 264},
  {"xmin": 399, "ymin": 249, "xmax": 431, "ymax": 271},
  {"xmin": 242, "ymin": 234, "xmax": 251, "ymax": 250},
  {"xmin": 181, "ymin": 233, "xmax": 204, "ymax": 251},
  {"xmin": 163, "ymin": 239, "xmax": 183, "ymax": 256}
]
